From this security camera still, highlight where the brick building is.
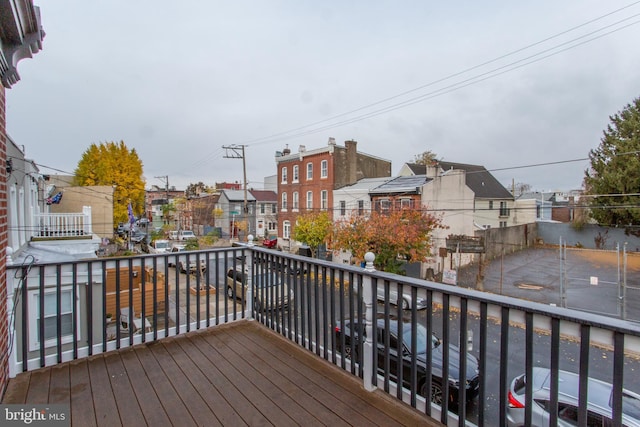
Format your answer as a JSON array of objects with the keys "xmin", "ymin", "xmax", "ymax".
[
  {"xmin": 0, "ymin": 0, "xmax": 45, "ymax": 397},
  {"xmin": 275, "ymin": 138, "xmax": 391, "ymax": 247}
]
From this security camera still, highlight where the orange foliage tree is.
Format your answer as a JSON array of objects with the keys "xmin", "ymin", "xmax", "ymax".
[{"xmin": 333, "ymin": 208, "xmax": 444, "ymax": 274}]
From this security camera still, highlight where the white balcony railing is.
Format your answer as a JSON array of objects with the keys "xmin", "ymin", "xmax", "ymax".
[{"xmin": 33, "ymin": 206, "xmax": 92, "ymax": 238}]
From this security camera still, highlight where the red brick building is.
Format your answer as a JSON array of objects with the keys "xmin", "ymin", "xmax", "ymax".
[
  {"xmin": 0, "ymin": 0, "xmax": 45, "ymax": 397},
  {"xmin": 275, "ymin": 138, "xmax": 391, "ymax": 245}
]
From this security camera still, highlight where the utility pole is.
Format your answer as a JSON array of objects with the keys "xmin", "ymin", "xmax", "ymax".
[{"xmin": 223, "ymin": 145, "xmax": 248, "ymax": 239}]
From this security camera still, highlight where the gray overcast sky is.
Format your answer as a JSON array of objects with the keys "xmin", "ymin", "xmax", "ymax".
[{"xmin": 7, "ymin": 1, "xmax": 640, "ymax": 192}]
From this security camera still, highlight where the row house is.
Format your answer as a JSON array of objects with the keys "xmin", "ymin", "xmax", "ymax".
[
  {"xmin": 399, "ymin": 162, "xmax": 515, "ymax": 229},
  {"xmin": 216, "ymin": 190, "xmax": 257, "ymax": 240},
  {"xmin": 145, "ymin": 185, "xmax": 187, "ymax": 230},
  {"xmin": 275, "ymin": 138, "xmax": 391, "ymax": 248},
  {"xmin": 251, "ymin": 190, "xmax": 278, "ymax": 239}
]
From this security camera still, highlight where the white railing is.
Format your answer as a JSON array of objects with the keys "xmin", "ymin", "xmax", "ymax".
[{"xmin": 33, "ymin": 206, "xmax": 92, "ymax": 238}]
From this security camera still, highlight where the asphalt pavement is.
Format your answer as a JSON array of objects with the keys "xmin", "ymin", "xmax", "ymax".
[{"xmin": 457, "ymin": 246, "xmax": 640, "ymax": 323}]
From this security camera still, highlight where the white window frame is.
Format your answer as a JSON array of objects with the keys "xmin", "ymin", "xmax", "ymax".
[
  {"xmin": 321, "ymin": 160, "xmax": 328, "ymax": 178},
  {"xmin": 281, "ymin": 166, "xmax": 288, "ymax": 183},
  {"xmin": 29, "ymin": 287, "xmax": 79, "ymax": 351},
  {"xmin": 283, "ymin": 221, "xmax": 291, "ymax": 239},
  {"xmin": 321, "ymin": 190, "xmax": 328, "ymax": 210},
  {"xmin": 340, "ymin": 200, "xmax": 346, "ymax": 216},
  {"xmin": 306, "ymin": 163, "xmax": 313, "ymax": 180},
  {"xmin": 306, "ymin": 191, "xmax": 313, "ymax": 210},
  {"xmin": 292, "ymin": 191, "xmax": 299, "ymax": 211},
  {"xmin": 293, "ymin": 165, "xmax": 299, "ymax": 182},
  {"xmin": 281, "ymin": 192, "xmax": 288, "ymax": 211}
]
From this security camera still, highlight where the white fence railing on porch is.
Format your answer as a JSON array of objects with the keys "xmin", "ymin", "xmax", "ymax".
[{"xmin": 33, "ymin": 206, "xmax": 92, "ymax": 238}]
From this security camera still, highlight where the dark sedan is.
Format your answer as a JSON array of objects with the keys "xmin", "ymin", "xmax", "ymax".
[{"xmin": 335, "ymin": 318, "xmax": 480, "ymax": 407}]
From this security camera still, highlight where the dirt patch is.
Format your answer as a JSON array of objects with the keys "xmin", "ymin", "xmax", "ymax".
[{"xmin": 568, "ymin": 248, "xmax": 640, "ymax": 271}]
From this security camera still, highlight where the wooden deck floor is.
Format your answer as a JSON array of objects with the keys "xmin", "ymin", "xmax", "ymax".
[{"xmin": 2, "ymin": 320, "xmax": 441, "ymax": 426}]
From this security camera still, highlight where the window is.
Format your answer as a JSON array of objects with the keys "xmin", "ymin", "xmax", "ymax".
[
  {"xmin": 499, "ymin": 201, "xmax": 509, "ymax": 217},
  {"xmin": 377, "ymin": 199, "xmax": 390, "ymax": 214},
  {"xmin": 307, "ymin": 163, "xmax": 313, "ymax": 180},
  {"xmin": 281, "ymin": 167, "xmax": 288, "ymax": 183},
  {"xmin": 271, "ymin": 203, "xmax": 277, "ymax": 213},
  {"xmin": 358, "ymin": 200, "xmax": 364, "ymax": 216},
  {"xmin": 283, "ymin": 220, "xmax": 290, "ymax": 239},
  {"xmin": 400, "ymin": 198, "xmax": 413, "ymax": 209},
  {"xmin": 281, "ymin": 192, "xmax": 287, "ymax": 210},
  {"xmin": 293, "ymin": 165, "xmax": 299, "ymax": 182},
  {"xmin": 340, "ymin": 200, "xmax": 346, "ymax": 216},
  {"xmin": 268, "ymin": 222, "xmax": 276, "ymax": 231},
  {"xmin": 500, "ymin": 221, "xmax": 507, "ymax": 228},
  {"xmin": 29, "ymin": 288, "xmax": 77, "ymax": 350},
  {"xmin": 260, "ymin": 203, "xmax": 265, "ymax": 214},
  {"xmin": 292, "ymin": 191, "xmax": 299, "ymax": 210},
  {"xmin": 321, "ymin": 160, "xmax": 328, "ymax": 178},
  {"xmin": 321, "ymin": 190, "xmax": 328, "ymax": 210},
  {"xmin": 536, "ymin": 205, "xmax": 541, "ymax": 219},
  {"xmin": 489, "ymin": 200, "xmax": 494, "ymax": 210},
  {"xmin": 306, "ymin": 191, "xmax": 313, "ymax": 209}
]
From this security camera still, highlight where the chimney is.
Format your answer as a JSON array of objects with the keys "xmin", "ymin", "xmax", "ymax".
[
  {"xmin": 328, "ymin": 137, "xmax": 336, "ymax": 146},
  {"xmin": 282, "ymin": 144, "xmax": 291, "ymax": 156},
  {"xmin": 345, "ymin": 140, "xmax": 358, "ymax": 185},
  {"xmin": 299, "ymin": 145, "xmax": 306, "ymax": 152}
]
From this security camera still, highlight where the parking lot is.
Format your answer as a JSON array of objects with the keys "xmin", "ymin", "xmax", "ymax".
[{"xmin": 457, "ymin": 246, "xmax": 640, "ymax": 322}]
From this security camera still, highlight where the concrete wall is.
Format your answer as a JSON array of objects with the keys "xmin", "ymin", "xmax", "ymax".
[
  {"xmin": 537, "ymin": 222, "xmax": 640, "ymax": 251},
  {"xmin": 475, "ymin": 222, "xmax": 537, "ymax": 261}
]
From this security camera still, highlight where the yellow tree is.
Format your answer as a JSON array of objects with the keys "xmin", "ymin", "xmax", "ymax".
[
  {"xmin": 292, "ymin": 211, "xmax": 333, "ymax": 258},
  {"xmin": 73, "ymin": 141, "xmax": 146, "ymax": 225},
  {"xmin": 334, "ymin": 208, "xmax": 444, "ymax": 274}
]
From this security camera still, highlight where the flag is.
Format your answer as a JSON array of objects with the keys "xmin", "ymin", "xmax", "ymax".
[{"xmin": 128, "ymin": 202, "xmax": 135, "ymax": 225}]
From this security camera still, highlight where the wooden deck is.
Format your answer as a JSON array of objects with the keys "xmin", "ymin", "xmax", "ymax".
[{"xmin": 2, "ymin": 320, "xmax": 441, "ymax": 426}]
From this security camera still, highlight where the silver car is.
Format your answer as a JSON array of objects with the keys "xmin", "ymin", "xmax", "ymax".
[
  {"xmin": 507, "ymin": 367, "xmax": 640, "ymax": 426},
  {"xmin": 376, "ymin": 283, "xmax": 427, "ymax": 310},
  {"xmin": 226, "ymin": 266, "xmax": 293, "ymax": 311}
]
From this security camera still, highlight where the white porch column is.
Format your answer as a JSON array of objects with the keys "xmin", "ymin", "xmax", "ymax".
[
  {"xmin": 246, "ymin": 235, "xmax": 255, "ymax": 318},
  {"xmin": 362, "ymin": 251, "xmax": 376, "ymax": 392}
]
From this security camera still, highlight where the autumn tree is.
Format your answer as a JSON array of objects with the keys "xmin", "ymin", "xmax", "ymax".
[
  {"xmin": 334, "ymin": 208, "xmax": 443, "ymax": 274},
  {"xmin": 292, "ymin": 211, "xmax": 333, "ymax": 258},
  {"xmin": 584, "ymin": 97, "xmax": 640, "ymax": 230},
  {"xmin": 73, "ymin": 141, "xmax": 145, "ymax": 225},
  {"xmin": 413, "ymin": 150, "xmax": 439, "ymax": 165}
]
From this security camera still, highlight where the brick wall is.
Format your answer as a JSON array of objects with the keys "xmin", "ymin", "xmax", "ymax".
[{"xmin": 0, "ymin": 84, "xmax": 8, "ymax": 396}]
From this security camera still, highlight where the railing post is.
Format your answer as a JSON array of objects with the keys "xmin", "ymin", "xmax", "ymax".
[
  {"xmin": 246, "ymin": 235, "xmax": 255, "ymax": 318},
  {"xmin": 83, "ymin": 206, "xmax": 92, "ymax": 235},
  {"xmin": 362, "ymin": 251, "xmax": 376, "ymax": 392}
]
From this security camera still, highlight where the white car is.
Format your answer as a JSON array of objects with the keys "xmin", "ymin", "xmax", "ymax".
[
  {"xmin": 376, "ymin": 284, "xmax": 427, "ymax": 310},
  {"xmin": 149, "ymin": 239, "xmax": 170, "ymax": 254},
  {"xmin": 178, "ymin": 230, "xmax": 196, "ymax": 240}
]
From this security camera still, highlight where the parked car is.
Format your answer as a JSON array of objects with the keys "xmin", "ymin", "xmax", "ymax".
[
  {"xmin": 262, "ymin": 235, "xmax": 278, "ymax": 249},
  {"xmin": 168, "ymin": 230, "xmax": 178, "ymax": 240},
  {"xmin": 166, "ymin": 244, "xmax": 206, "ymax": 273},
  {"xmin": 226, "ymin": 266, "xmax": 293, "ymax": 311},
  {"xmin": 148, "ymin": 239, "xmax": 170, "ymax": 254},
  {"xmin": 334, "ymin": 318, "xmax": 480, "ymax": 407},
  {"xmin": 507, "ymin": 367, "xmax": 640, "ymax": 427},
  {"xmin": 130, "ymin": 231, "xmax": 147, "ymax": 244},
  {"xmin": 377, "ymin": 284, "xmax": 427, "ymax": 310},
  {"xmin": 178, "ymin": 230, "xmax": 196, "ymax": 241}
]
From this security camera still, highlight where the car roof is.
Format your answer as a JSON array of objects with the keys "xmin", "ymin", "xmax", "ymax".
[{"xmin": 532, "ymin": 367, "xmax": 640, "ymax": 421}]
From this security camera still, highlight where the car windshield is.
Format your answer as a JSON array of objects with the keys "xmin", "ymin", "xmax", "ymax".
[
  {"xmin": 401, "ymin": 324, "xmax": 439, "ymax": 353},
  {"xmin": 156, "ymin": 241, "xmax": 168, "ymax": 249}
]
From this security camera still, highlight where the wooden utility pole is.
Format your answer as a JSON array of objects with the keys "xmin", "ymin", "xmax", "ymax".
[{"xmin": 223, "ymin": 145, "xmax": 248, "ymax": 239}]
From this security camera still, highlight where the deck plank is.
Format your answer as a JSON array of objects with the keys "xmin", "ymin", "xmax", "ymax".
[
  {"xmin": 68, "ymin": 360, "xmax": 97, "ymax": 427},
  {"xmin": 164, "ymin": 333, "xmax": 249, "ymax": 427},
  {"xmin": 2, "ymin": 320, "xmax": 441, "ymax": 427},
  {"xmin": 118, "ymin": 347, "xmax": 172, "ymax": 427},
  {"xmin": 86, "ymin": 355, "xmax": 121, "ymax": 426},
  {"xmin": 132, "ymin": 344, "xmax": 197, "ymax": 426},
  {"xmin": 103, "ymin": 351, "xmax": 146, "ymax": 426}
]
